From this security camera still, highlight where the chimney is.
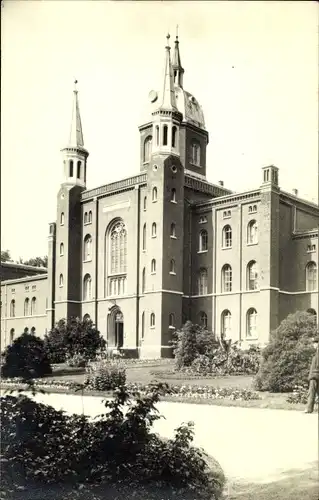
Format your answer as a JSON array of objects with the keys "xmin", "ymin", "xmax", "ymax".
[
  {"xmin": 292, "ymin": 188, "xmax": 298, "ymax": 197},
  {"xmin": 218, "ymin": 180, "xmax": 224, "ymax": 186}
]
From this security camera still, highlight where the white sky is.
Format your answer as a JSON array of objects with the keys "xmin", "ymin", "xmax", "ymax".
[{"xmin": 1, "ymin": 1, "xmax": 318, "ymax": 261}]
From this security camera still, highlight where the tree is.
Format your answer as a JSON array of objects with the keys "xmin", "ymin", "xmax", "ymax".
[
  {"xmin": 1, "ymin": 249, "xmax": 12, "ymax": 262},
  {"xmin": 254, "ymin": 311, "xmax": 318, "ymax": 392},
  {"xmin": 21, "ymin": 256, "xmax": 48, "ymax": 268},
  {"xmin": 1, "ymin": 332, "xmax": 52, "ymax": 379},
  {"xmin": 44, "ymin": 317, "xmax": 106, "ymax": 363}
]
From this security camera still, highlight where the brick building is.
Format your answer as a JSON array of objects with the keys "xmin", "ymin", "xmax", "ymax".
[{"xmin": 1, "ymin": 35, "xmax": 318, "ymax": 357}]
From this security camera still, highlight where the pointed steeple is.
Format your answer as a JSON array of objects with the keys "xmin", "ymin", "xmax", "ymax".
[
  {"xmin": 172, "ymin": 28, "xmax": 184, "ymax": 88},
  {"xmin": 159, "ymin": 34, "xmax": 177, "ymax": 111},
  {"xmin": 69, "ymin": 80, "xmax": 84, "ymax": 147}
]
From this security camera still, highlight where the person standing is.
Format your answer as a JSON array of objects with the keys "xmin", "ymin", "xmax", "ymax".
[{"xmin": 305, "ymin": 335, "xmax": 319, "ymax": 413}]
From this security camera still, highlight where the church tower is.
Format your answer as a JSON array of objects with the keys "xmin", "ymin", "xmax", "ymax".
[
  {"xmin": 140, "ymin": 35, "xmax": 185, "ymax": 358},
  {"xmin": 53, "ymin": 82, "xmax": 89, "ymax": 324}
]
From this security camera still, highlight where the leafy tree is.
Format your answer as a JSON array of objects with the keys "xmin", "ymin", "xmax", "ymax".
[
  {"xmin": 172, "ymin": 321, "xmax": 215, "ymax": 369},
  {"xmin": 1, "ymin": 249, "xmax": 12, "ymax": 262},
  {"xmin": 44, "ymin": 317, "xmax": 106, "ymax": 363},
  {"xmin": 1, "ymin": 332, "xmax": 52, "ymax": 379},
  {"xmin": 21, "ymin": 256, "xmax": 48, "ymax": 268},
  {"xmin": 254, "ymin": 311, "xmax": 318, "ymax": 392}
]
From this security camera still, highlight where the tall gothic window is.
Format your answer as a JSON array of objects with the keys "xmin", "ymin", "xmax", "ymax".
[
  {"xmin": 163, "ymin": 125, "xmax": 168, "ymax": 146},
  {"xmin": 190, "ymin": 141, "xmax": 200, "ymax": 166},
  {"xmin": 143, "ymin": 136, "xmax": 152, "ymax": 163},
  {"xmin": 10, "ymin": 299, "xmax": 15, "ymax": 318},
  {"xmin": 247, "ymin": 220, "xmax": 258, "ymax": 244},
  {"xmin": 83, "ymin": 274, "xmax": 92, "ymax": 300},
  {"xmin": 247, "ymin": 261, "xmax": 259, "ymax": 290},
  {"xmin": 199, "ymin": 230, "xmax": 208, "ymax": 252},
  {"xmin": 172, "ymin": 126, "xmax": 177, "ymax": 148},
  {"xmin": 69, "ymin": 160, "xmax": 74, "ymax": 177},
  {"xmin": 152, "ymin": 187, "xmax": 157, "ymax": 202},
  {"xmin": 222, "ymin": 225, "xmax": 232, "ymax": 248},
  {"xmin": 142, "ymin": 223, "xmax": 146, "ymax": 251},
  {"xmin": 306, "ymin": 262, "xmax": 317, "ymax": 291},
  {"xmin": 24, "ymin": 298, "xmax": 30, "ymax": 316},
  {"xmin": 108, "ymin": 220, "xmax": 127, "ymax": 296},
  {"xmin": 31, "ymin": 297, "xmax": 37, "ymax": 315},
  {"xmin": 84, "ymin": 235, "xmax": 92, "ymax": 261},
  {"xmin": 152, "ymin": 222, "xmax": 157, "ymax": 238},
  {"xmin": 198, "ymin": 268, "xmax": 208, "ymax": 295},
  {"xmin": 142, "ymin": 267, "xmax": 146, "ymax": 293},
  {"xmin": 221, "ymin": 310, "xmax": 231, "ymax": 338},
  {"xmin": 246, "ymin": 308, "xmax": 257, "ymax": 338},
  {"xmin": 222, "ymin": 264, "xmax": 232, "ymax": 293},
  {"xmin": 77, "ymin": 161, "xmax": 81, "ymax": 179}
]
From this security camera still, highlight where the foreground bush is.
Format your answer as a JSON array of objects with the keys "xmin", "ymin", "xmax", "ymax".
[
  {"xmin": 44, "ymin": 317, "xmax": 106, "ymax": 363},
  {"xmin": 254, "ymin": 311, "xmax": 317, "ymax": 392},
  {"xmin": 1, "ymin": 332, "xmax": 52, "ymax": 379},
  {"xmin": 1, "ymin": 384, "xmax": 225, "ymax": 499},
  {"xmin": 85, "ymin": 359, "xmax": 127, "ymax": 390},
  {"xmin": 171, "ymin": 322, "xmax": 216, "ymax": 369}
]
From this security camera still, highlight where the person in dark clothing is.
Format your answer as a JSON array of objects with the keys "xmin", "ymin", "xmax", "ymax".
[{"xmin": 305, "ymin": 335, "xmax": 319, "ymax": 413}]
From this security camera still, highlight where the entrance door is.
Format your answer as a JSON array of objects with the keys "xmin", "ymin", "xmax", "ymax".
[{"xmin": 115, "ymin": 312, "xmax": 124, "ymax": 348}]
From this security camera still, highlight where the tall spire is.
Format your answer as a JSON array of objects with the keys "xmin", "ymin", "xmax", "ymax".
[
  {"xmin": 69, "ymin": 80, "xmax": 84, "ymax": 147},
  {"xmin": 172, "ymin": 27, "xmax": 184, "ymax": 88},
  {"xmin": 159, "ymin": 34, "xmax": 177, "ymax": 111}
]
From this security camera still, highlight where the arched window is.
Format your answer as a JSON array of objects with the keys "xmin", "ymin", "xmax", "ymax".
[
  {"xmin": 306, "ymin": 262, "xmax": 317, "ymax": 291},
  {"xmin": 152, "ymin": 187, "xmax": 157, "ymax": 202},
  {"xmin": 142, "ymin": 267, "xmax": 146, "ymax": 293},
  {"xmin": 222, "ymin": 264, "xmax": 232, "ymax": 293},
  {"xmin": 60, "ymin": 243, "xmax": 64, "ymax": 256},
  {"xmin": 247, "ymin": 220, "xmax": 258, "ymax": 245},
  {"xmin": 221, "ymin": 310, "xmax": 231, "ymax": 338},
  {"xmin": 171, "ymin": 188, "xmax": 176, "ymax": 202},
  {"xmin": 152, "ymin": 222, "xmax": 157, "ymax": 238},
  {"xmin": 199, "ymin": 230, "xmax": 208, "ymax": 252},
  {"xmin": 24, "ymin": 327, "xmax": 29, "ymax": 334},
  {"xmin": 247, "ymin": 261, "xmax": 258, "ymax": 290},
  {"xmin": 170, "ymin": 259, "xmax": 176, "ymax": 274},
  {"xmin": 150, "ymin": 312, "xmax": 155, "ymax": 327},
  {"xmin": 172, "ymin": 126, "xmax": 177, "ymax": 148},
  {"xmin": 169, "ymin": 313, "xmax": 175, "ymax": 328},
  {"xmin": 163, "ymin": 125, "xmax": 168, "ymax": 146},
  {"xmin": 110, "ymin": 221, "xmax": 127, "ymax": 274},
  {"xmin": 155, "ymin": 125, "xmax": 159, "ymax": 146},
  {"xmin": 151, "ymin": 259, "xmax": 156, "ymax": 274},
  {"xmin": 84, "ymin": 212, "xmax": 88, "ymax": 224},
  {"xmin": 198, "ymin": 268, "xmax": 208, "ymax": 295},
  {"xmin": 88, "ymin": 211, "xmax": 92, "ymax": 223},
  {"xmin": 222, "ymin": 225, "xmax": 232, "ymax": 248},
  {"xmin": 83, "ymin": 274, "xmax": 92, "ymax": 300},
  {"xmin": 59, "ymin": 274, "xmax": 64, "ymax": 287},
  {"xmin": 60, "ymin": 212, "xmax": 65, "ymax": 226},
  {"xmin": 83, "ymin": 313, "xmax": 91, "ymax": 322},
  {"xmin": 246, "ymin": 308, "xmax": 257, "ymax": 338},
  {"xmin": 142, "ymin": 223, "xmax": 146, "ymax": 251},
  {"xmin": 31, "ymin": 297, "xmax": 37, "ymax": 315},
  {"xmin": 77, "ymin": 161, "xmax": 81, "ymax": 179},
  {"xmin": 170, "ymin": 222, "xmax": 176, "ymax": 238},
  {"xmin": 31, "ymin": 327, "xmax": 36, "ymax": 334},
  {"xmin": 141, "ymin": 311, "xmax": 145, "ymax": 339},
  {"xmin": 190, "ymin": 141, "xmax": 200, "ymax": 166},
  {"xmin": 69, "ymin": 160, "xmax": 74, "ymax": 177},
  {"xmin": 84, "ymin": 234, "xmax": 92, "ymax": 261},
  {"xmin": 143, "ymin": 135, "xmax": 152, "ymax": 163},
  {"xmin": 143, "ymin": 196, "xmax": 147, "ymax": 211},
  {"xmin": 199, "ymin": 311, "xmax": 208, "ymax": 329},
  {"xmin": 10, "ymin": 300, "xmax": 15, "ymax": 318},
  {"xmin": 24, "ymin": 298, "xmax": 30, "ymax": 316},
  {"xmin": 10, "ymin": 328, "xmax": 15, "ymax": 343}
]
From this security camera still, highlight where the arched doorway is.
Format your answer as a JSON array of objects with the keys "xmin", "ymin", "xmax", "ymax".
[{"xmin": 108, "ymin": 308, "xmax": 124, "ymax": 349}]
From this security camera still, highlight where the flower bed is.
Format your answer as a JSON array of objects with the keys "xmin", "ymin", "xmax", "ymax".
[{"xmin": 1, "ymin": 377, "xmax": 261, "ymax": 401}]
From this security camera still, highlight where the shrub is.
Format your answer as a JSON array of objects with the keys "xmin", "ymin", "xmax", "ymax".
[
  {"xmin": 44, "ymin": 317, "xmax": 106, "ymax": 363},
  {"xmin": 85, "ymin": 359, "xmax": 127, "ymax": 391},
  {"xmin": 254, "ymin": 311, "xmax": 317, "ymax": 392},
  {"xmin": 66, "ymin": 352, "xmax": 86, "ymax": 368},
  {"xmin": 172, "ymin": 322, "xmax": 215, "ymax": 369},
  {"xmin": 1, "ymin": 332, "xmax": 52, "ymax": 379},
  {"xmin": 0, "ymin": 384, "xmax": 225, "ymax": 499}
]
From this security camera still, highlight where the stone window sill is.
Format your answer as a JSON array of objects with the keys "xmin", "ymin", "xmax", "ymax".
[
  {"xmin": 198, "ymin": 250, "xmax": 208, "ymax": 254},
  {"xmin": 247, "ymin": 242, "xmax": 258, "ymax": 246},
  {"xmin": 169, "ymin": 272, "xmax": 176, "ymax": 275},
  {"xmin": 170, "ymin": 200, "xmax": 177, "ymax": 204},
  {"xmin": 222, "ymin": 246, "xmax": 232, "ymax": 250},
  {"xmin": 170, "ymin": 236, "xmax": 177, "ymax": 239}
]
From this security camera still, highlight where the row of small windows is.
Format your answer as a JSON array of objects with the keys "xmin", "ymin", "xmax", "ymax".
[
  {"xmin": 9, "ymin": 298, "xmax": 37, "ymax": 318},
  {"xmin": 142, "ymin": 223, "xmax": 177, "ymax": 250},
  {"xmin": 220, "ymin": 309, "xmax": 258, "ymax": 338},
  {"xmin": 143, "ymin": 189, "xmax": 176, "ymax": 210},
  {"xmin": 307, "ymin": 244, "xmax": 316, "ymax": 253},
  {"xmin": 8, "ymin": 327, "xmax": 36, "ymax": 343},
  {"xmin": 197, "ymin": 261, "xmax": 317, "ymax": 295},
  {"xmin": 223, "ymin": 206, "xmax": 257, "ymax": 219},
  {"xmin": 143, "ymin": 135, "xmax": 201, "ymax": 166},
  {"xmin": 84, "ymin": 211, "xmax": 92, "ymax": 224}
]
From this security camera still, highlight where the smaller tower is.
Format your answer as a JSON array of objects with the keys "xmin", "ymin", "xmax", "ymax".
[
  {"xmin": 151, "ymin": 34, "xmax": 183, "ymax": 158},
  {"xmin": 61, "ymin": 81, "xmax": 89, "ymax": 188},
  {"xmin": 261, "ymin": 165, "xmax": 279, "ymax": 188},
  {"xmin": 172, "ymin": 28, "xmax": 184, "ymax": 88}
]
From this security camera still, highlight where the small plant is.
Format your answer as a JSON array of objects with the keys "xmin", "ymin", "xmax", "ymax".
[
  {"xmin": 1, "ymin": 332, "xmax": 52, "ymax": 379},
  {"xmin": 85, "ymin": 359, "xmax": 126, "ymax": 391},
  {"xmin": 65, "ymin": 352, "xmax": 86, "ymax": 368}
]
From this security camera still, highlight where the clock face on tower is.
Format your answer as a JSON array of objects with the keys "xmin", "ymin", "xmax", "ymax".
[{"xmin": 148, "ymin": 90, "xmax": 158, "ymax": 103}]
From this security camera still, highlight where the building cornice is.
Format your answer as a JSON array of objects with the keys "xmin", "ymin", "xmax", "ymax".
[
  {"xmin": 1, "ymin": 274, "xmax": 48, "ymax": 286},
  {"xmin": 194, "ymin": 189, "xmax": 261, "ymax": 212},
  {"xmin": 292, "ymin": 230, "xmax": 318, "ymax": 240},
  {"xmin": 280, "ymin": 190, "xmax": 319, "ymax": 211}
]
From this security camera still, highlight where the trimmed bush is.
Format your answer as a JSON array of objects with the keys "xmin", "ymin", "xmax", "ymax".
[
  {"xmin": 254, "ymin": 311, "xmax": 317, "ymax": 392},
  {"xmin": 85, "ymin": 359, "xmax": 126, "ymax": 391},
  {"xmin": 1, "ymin": 332, "xmax": 52, "ymax": 379},
  {"xmin": 44, "ymin": 317, "xmax": 106, "ymax": 363},
  {"xmin": 1, "ymin": 384, "xmax": 225, "ymax": 499}
]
